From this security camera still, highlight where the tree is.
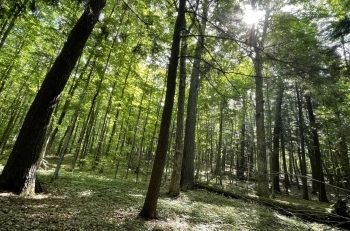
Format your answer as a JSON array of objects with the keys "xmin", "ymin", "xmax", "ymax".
[
  {"xmin": 181, "ymin": 0, "xmax": 209, "ymax": 191},
  {"xmin": 249, "ymin": 3, "xmax": 270, "ymax": 197},
  {"xmin": 271, "ymin": 85, "xmax": 283, "ymax": 193},
  {"xmin": 0, "ymin": 0, "xmax": 106, "ymax": 196},
  {"xmin": 305, "ymin": 93, "xmax": 328, "ymax": 202},
  {"xmin": 168, "ymin": 15, "xmax": 187, "ymax": 197},
  {"xmin": 296, "ymin": 84, "xmax": 309, "ymax": 200},
  {"xmin": 138, "ymin": 0, "xmax": 186, "ymax": 219}
]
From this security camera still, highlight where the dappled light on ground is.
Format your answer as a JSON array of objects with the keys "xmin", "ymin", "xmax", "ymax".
[{"xmin": 0, "ymin": 170, "xmax": 340, "ymax": 230}]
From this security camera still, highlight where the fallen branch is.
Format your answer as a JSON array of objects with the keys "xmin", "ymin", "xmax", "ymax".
[{"xmin": 195, "ymin": 182, "xmax": 350, "ymax": 230}]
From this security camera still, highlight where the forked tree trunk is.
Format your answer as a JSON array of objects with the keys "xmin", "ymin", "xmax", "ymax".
[
  {"xmin": 0, "ymin": 0, "xmax": 106, "ymax": 196},
  {"xmin": 138, "ymin": 0, "xmax": 185, "ymax": 219}
]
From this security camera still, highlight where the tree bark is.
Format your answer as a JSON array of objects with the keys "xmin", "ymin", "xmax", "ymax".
[
  {"xmin": 296, "ymin": 84, "xmax": 309, "ymax": 200},
  {"xmin": 0, "ymin": 0, "xmax": 106, "ymax": 196},
  {"xmin": 180, "ymin": 0, "xmax": 209, "ymax": 191},
  {"xmin": 271, "ymin": 86, "xmax": 283, "ymax": 193},
  {"xmin": 305, "ymin": 93, "xmax": 328, "ymax": 202},
  {"xmin": 249, "ymin": 5, "xmax": 270, "ymax": 197},
  {"xmin": 138, "ymin": 0, "xmax": 185, "ymax": 219},
  {"xmin": 168, "ymin": 15, "xmax": 187, "ymax": 197}
]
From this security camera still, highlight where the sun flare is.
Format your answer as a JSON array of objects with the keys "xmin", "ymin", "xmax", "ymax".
[{"xmin": 242, "ymin": 6, "xmax": 265, "ymax": 25}]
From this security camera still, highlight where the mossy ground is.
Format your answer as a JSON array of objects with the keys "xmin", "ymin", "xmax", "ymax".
[{"xmin": 0, "ymin": 163, "xmax": 342, "ymax": 231}]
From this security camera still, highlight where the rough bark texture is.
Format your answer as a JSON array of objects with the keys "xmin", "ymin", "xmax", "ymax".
[
  {"xmin": 168, "ymin": 16, "xmax": 187, "ymax": 197},
  {"xmin": 180, "ymin": 0, "xmax": 209, "ymax": 191},
  {"xmin": 305, "ymin": 93, "xmax": 328, "ymax": 202},
  {"xmin": 138, "ymin": 0, "xmax": 185, "ymax": 219},
  {"xmin": 249, "ymin": 6, "xmax": 270, "ymax": 197},
  {"xmin": 271, "ymin": 87, "xmax": 283, "ymax": 193},
  {"xmin": 0, "ymin": 0, "xmax": 106, "ymax": 196}
]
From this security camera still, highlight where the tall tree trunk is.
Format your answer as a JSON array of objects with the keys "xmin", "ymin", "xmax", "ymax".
[
  {"xmin": 0, "ymin": 0, "xmax": 106, "ymax": 196},
  {"xmin": 250, "ymin": 8, "xmax": 270, "ymax": 197},
  {"xmin": 215, "ymin": 99, "xmax": 225, "ymax": 186},
  {"xmin": 296, "ymin": 84, "xmax": 309, "ymax": 200},
  {"xmin": 168, "ymin": 15, "xmax": 187, "ymax": 197},
  {"xmin": 138, "ymin": 0, "xmax": 185, "ymax": 219},
  {"xmin": 180, "ymin": 0, "xmax": 209, "ymax": 191},
  {"xmin": 237, "ymin": 98, "xmax": 246, "ymax": 180},
  {"xmin": 0, "ymin": 0, "xmax": 29, "ymax": 50},
  {"xmin": 280, "ymin": 123, "xmax": 290, "ymax": 193},
  {"xmin": 271, "ymin": 86, "xmax": 283, "ymax": 193},
  {"xmin": 44, "ymin": 53, "xmax": 94, "ymax": 155},
  {"xmin": 305, "ymin": 93, "xmax": 328, "ymax": 202}
]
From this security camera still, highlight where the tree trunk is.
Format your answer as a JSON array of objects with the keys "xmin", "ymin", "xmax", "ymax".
[
  {"xmin": 44, "ymin": 52, "xmax": 93, "ymax": 156},
  {"xmin": 281, "ymin": 127, "xmax": 290, "ymax": 194},
  {"xmin": 215, "ymin": 99, "xmax": 225, "ymax": 186},
  {"xmin": 271, "ymin": 86, "xmax": 283, "ymax": 193},
  {"xmin": 249, "ymin": 6, "xmax": 270, "ymax": 197},
  {"xmin": 138, "ymin": 0, "xmax": 185, "ymax": 219},
  {"xmin": 0, "ymin": 0, "xmax": 106, "ymax": 196},
  {"xmin": 305, "ymin": 93, "xmax": 328, "ymax": 202},
  {"xmin": 180, "ymin": 0, "xmax": 209, "ymax": 191},
  {"xmin": 296, "ymin": 84, "xmax": 309, "ymax": 200},
  {"xmin": 168, "ymin": 15, "xmax": 187, "ymax": 197},
  {"xmin": 237, "ymin": 98, "xmax": 246, "ymax": 180}
]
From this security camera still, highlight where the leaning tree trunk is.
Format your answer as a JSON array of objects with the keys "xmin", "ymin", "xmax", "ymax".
[
  {"xmin": 138, "ymin": 0, "xmax": 185, "ymax": 219},
  {"xmin": 0, "ymin": 0, "xmax": 106, "ymax": 196}
]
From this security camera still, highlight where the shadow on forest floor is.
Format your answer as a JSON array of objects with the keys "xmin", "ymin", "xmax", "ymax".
[{"xmin": 0, "ymin": 164, "xmax": 343, "ymax": 231}]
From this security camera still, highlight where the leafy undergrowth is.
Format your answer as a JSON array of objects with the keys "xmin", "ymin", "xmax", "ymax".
[{"xmin": 0, "ymin": 167, "xmax": 343, "ymax": 231}]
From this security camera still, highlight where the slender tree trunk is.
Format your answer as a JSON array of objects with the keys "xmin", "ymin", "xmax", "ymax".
[
  {"xmin": 126, "ymin": 90, "xmax": 145, "ymax": 179},
  {"xmin": 0, "ymin": 0, "xmax": 106, "ymax": 195},
  {"xmin": 136, "ymin": 92, "xmax": 153, "ymax": 182},
  {"xmin": 139, "ymin": 0, "xmax": 185, "ymax": 219},
  {"xmin": 44, "ymin": 53, "xmax": 94, "ymax": 155},
  {"xmin": 0, "ymin": 1, "xmax": 29, "ymax": 50},
  {"xmin": 271, "ymin": 86, "xmax": 283, "ymax": 193},
  {"xmin": 168, "ymin": 16, "xmax": 187, "ymax": 197},
  {"xmin": 237, "ymin": 99, "xmax": 246, "ymax": 180},
  {"xmin": 306, "ymin": 140, "xmax": 318, "ymax": 194},
  {"xmin": 215, "ymin": 99, "xmax": 225, "ymax": 186},
  {"xmin": 105, "ymin": 58, "xmax": 133, "ymax": 157},
  {"xmin": 296, "ymin": 84, "xmax": 309, "ymax": 200},
  {"xmin": 280, "ymin": 126, "xmax": 290, "ymax": 194}
]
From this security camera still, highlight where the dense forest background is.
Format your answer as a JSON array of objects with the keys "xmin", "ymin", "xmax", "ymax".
[{"xmin": 1, "ymin": 0, "xmax": 350, "ymax": 228}]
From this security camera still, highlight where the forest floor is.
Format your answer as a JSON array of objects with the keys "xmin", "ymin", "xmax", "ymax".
[{"xmin": 0, "ymin": 163, "xmax": 346, "ymax": 231}]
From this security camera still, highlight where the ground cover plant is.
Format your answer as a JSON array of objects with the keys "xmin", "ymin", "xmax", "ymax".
[{"xmin": 0, "ymin": 164, "xmax": 343, "ymax": 231}]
